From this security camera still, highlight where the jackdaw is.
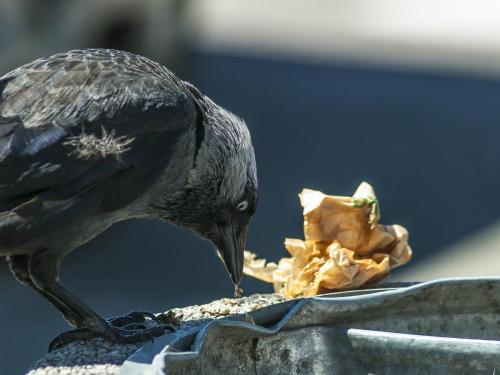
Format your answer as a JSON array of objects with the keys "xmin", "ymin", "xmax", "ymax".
[{"xmin": 0, "ymin": 49, "xmax": 257, "ymax": 348}]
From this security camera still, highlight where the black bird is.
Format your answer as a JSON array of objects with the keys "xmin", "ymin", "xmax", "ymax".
[{"xmin": 0, "ymin": 49, "xmax": 257, "ymax": 347}]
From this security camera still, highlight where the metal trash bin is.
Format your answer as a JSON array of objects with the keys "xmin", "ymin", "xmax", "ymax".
[{"xmin": 121, "ymin": 278, "xmax": 500, "ymax": 374}]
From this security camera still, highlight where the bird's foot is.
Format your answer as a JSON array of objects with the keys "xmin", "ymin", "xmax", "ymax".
[
  {"xmin": 48, "ymin": 312, "xmax": 174, "ymax": 352},
  {"xmin": 108, "ymin": 310, "xmax": 161, "ymax": 329}
]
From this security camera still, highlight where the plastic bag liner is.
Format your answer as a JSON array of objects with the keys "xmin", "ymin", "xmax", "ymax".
[{"xmin": 120, "ymin": 278, "xmax": 500, "ymax": 374}]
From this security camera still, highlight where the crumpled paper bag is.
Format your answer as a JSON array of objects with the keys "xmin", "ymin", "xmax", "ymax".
[{"xmin": 243, "ymin": 182, "xmax": 412, "ymax": 298}]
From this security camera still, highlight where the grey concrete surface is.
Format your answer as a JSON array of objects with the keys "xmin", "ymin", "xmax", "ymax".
[{"xmin": 26, "ymin": 294, "xmax": 284, "ymax": 375}]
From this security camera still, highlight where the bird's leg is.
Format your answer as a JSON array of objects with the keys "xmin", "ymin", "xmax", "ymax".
[
  {"xmin": 9, "ymin": 250, "xmax": 171, "ymax": 351},
  {"xmin": 6, "ymin": 254, "xmax": 82, "ymax": 327},
  {"xmin": 6, "ymin": 254, "xmax": 35, "ymax": 287}
]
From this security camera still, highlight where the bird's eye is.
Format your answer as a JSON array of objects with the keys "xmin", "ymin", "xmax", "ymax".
[{"xmin": 236, "ymin": 200, "xmax": 249, "ymax": 211}]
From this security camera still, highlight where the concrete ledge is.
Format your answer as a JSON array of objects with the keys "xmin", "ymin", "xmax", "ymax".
[{"xmin": 27, "ymin": 294, "xmax": 285, "ymax": 375}]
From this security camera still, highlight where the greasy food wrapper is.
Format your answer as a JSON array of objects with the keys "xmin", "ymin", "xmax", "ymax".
[{"xmin": 244, "ymin": 182, "xmax": 412, "ymax": 298}]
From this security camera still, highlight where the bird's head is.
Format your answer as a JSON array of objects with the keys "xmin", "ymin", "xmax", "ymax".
[{"xmin": 159, "ymin": 87, "xmax": 257, "ymax": 287}]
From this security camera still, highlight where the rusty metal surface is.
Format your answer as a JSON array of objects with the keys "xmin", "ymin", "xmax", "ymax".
[{"xmin": 121, "ymin": 278, "xmax": 500, "ymax": 374}]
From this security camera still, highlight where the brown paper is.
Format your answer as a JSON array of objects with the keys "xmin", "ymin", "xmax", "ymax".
[{"xmin": 243, "ymin": 182, "xmax": 412, "ymax": 298}]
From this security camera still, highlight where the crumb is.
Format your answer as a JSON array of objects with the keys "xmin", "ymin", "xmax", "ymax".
[
  {"xmin": 234, "ymin": 284, "xmax": 243, "ymax": 298},
  {"xmin": 156, "ymin": 310, "xmax": 183, "ymax": 327}
]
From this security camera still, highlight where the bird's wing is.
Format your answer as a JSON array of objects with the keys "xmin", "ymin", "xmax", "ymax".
[{"xmin": 0, "ymin": 49, "xmax": 197, "ymax": 215}]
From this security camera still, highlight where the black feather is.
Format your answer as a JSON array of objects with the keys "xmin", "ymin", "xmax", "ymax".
[{"xmin": 0, "ymin": 49, "xmax": 198, "ymax": 248}]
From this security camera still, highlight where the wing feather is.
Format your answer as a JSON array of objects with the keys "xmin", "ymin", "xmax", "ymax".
[{"xmin": 0, "ymin": 49, "xmax": 196, "ymax": 214}]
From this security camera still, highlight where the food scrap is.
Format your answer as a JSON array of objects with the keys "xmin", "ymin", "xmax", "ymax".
[
  {"xmin": 234, "ymin": 284, "xmax": 243, "ymax": 299},
  {"xmin": 243, "ymin": 182, "xmax": 412, "ymax": 298}
]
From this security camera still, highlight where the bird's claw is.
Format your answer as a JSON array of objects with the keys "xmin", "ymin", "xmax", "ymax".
[
  {"xmin": 48, "ymin": 312, "xmax": 173, "ymax": 352},
  {"xmin": 108, "ymin": 324, "xmax": 170, "ymax": 346},
  {"xmin": 108, "ymin": 310, "xmax": 160, "ymax": 328}
]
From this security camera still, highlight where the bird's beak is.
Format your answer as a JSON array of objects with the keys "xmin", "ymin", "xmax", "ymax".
[{"xmin": 214, "ymin": 221, "xmax": 248, "ymax": 286}]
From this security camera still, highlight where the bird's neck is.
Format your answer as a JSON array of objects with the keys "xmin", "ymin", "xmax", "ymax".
[{"xmin": 130, "ymin": 129, "xmax": 198, "ymax": 220}]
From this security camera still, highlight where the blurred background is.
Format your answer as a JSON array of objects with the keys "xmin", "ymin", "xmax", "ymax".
[{"xmin": 2, "ymin": 0, "xmax": 500, "ymax": 373}]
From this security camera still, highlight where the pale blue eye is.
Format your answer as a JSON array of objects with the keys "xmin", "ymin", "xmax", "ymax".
[{"xmin": 236, "ymin": 200, "xmax": 248, "ymax": 211}]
